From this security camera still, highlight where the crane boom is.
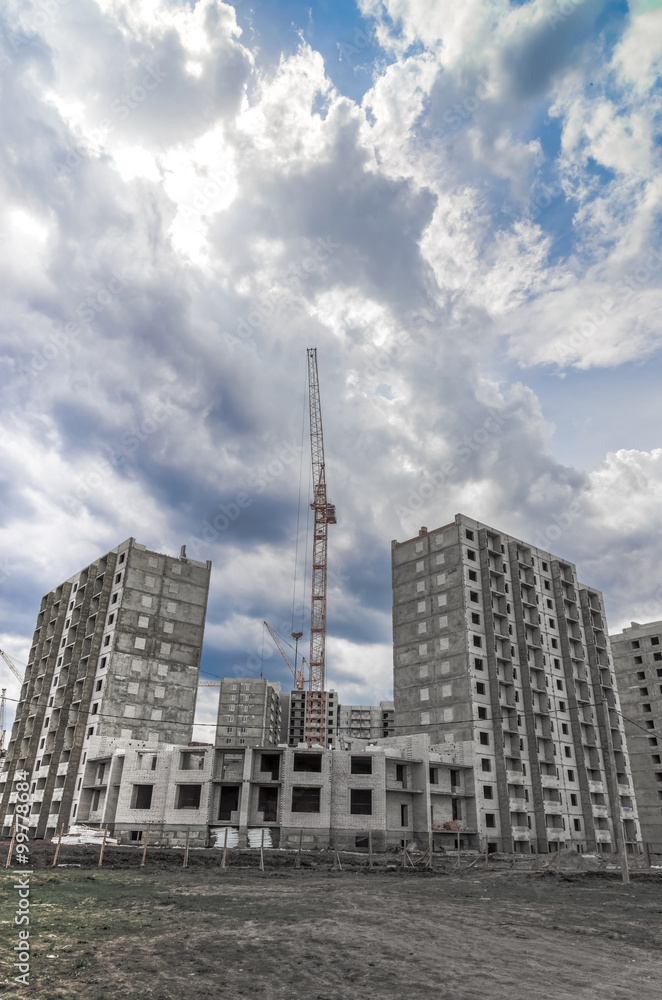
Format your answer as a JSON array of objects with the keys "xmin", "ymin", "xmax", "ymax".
[
  {"xmin": 0, "ymin": 649, "xmax": 24, "ymax": 684},
  {"xmin": 306, "ymin": 348, "xmax": 336, "ymax": 746},
  {"xmin": 264, "ymin": 622, "xmax": 306, "ymax": 690}
]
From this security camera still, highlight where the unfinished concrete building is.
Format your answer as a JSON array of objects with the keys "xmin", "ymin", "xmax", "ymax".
[
  {"xmin": 392, "ymin": 513, "xmax": 641, "ymax": 855},
  {"xmin": 338, "ymin": 701, "xmax": 395, "ymax": 741},
  {"xmin": 77, "ymin": 732, "xmax": 475, "ymax": 852},
  {"xmin": 610, "ymin": 620, "xmax": 662, "ymax": 858},
  {"xmin": 72, "ymin": 735, "xmax": 214, "ymax": 847},
  {"xmin": 284, "ymin": 688, "xmax": 339, "ymax": 748},
  {"xmin": 0, "ymin": 538, "xmax": 211, "ymax": 839},
  {"xmin": 215, "ymin": 677, "xmax": 282, "ymax": 748}
]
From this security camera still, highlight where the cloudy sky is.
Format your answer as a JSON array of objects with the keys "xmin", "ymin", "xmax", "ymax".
[{"xmin": 1, "ymin": 0, "xmax": 661, "ymax": 740}]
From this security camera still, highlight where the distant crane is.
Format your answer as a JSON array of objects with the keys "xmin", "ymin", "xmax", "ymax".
[
  {"xmin": 0, "ymin": 650, "xmax": 24, "ymax": 758},
  {"xmin": 0, "ymin": 688, "xmax": 6, "ymax": 756},
  {"xmin": 0, "ymin": 649, "xmax": 24, "ymax": 685},
  {"xmin": 306, "ymin": 347, "xmax": 336, "ymax": 746},
  {"xmin": 264, "ymin": 622, "xmax": 306, "ymax": 691}
]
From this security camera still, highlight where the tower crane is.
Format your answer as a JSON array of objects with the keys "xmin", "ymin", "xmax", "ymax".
[
  {"xmin": 0, "ymin": 649, "xmax": 25, "ymax": 685},
  {"xmin": 306, "ymin": 347, "xmax": 336, "ymax": 746},
  {"xmin": 200, "ymin": 623, "xmax": 308, "ymax": 697},
  {"xmin": 263, "ymin": 622, "xmax": 307, "ymax": 691},
  {"xmin": 0, "ymin": 688, "xmax": 6, "ymax": 756},
  {"xmin": 0, "ymin": 650, "xmax": 25, "ymax": 758}
]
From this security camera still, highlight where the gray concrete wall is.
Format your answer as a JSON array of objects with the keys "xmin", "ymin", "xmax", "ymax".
[
  {"xmin": 611, "ymin": 620, "xmax": 662, "ymax": 854},
  {"xmin": 216, "ymin": 677, "xmax": 282, "ymax": 748},
  {"xmin": 64, "ymin": 736, "xmax": 476, "ymax": 851},
  {"xmin": 391, "ymin": 513, "xmax": 642, "ymax": 854},
  {"xmin": 0, "ymin": 538, "xmax": 211, "ymax": 839}
]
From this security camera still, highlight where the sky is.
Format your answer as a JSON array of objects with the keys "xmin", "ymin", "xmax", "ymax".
[{"xmin": 1, "ymin": 0, "xmax": 661, "ymax": 742}]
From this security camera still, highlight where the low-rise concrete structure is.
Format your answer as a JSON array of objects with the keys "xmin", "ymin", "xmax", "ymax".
[
  {"xmin": 611, "ymin": 620, "xmax": 662, "ymax": 858},
  {"xmin": 76, "ymin": 733, "xmax": 476, "ymax": 852}
]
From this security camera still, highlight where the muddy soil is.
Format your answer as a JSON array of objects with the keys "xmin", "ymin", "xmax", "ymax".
[{"xmin": 1, "ymin": 841, "xmax": 660, "ymax": 1000}]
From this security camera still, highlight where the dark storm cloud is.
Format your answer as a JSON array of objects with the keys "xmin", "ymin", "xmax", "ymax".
[{"xmin": 1, "ymin": 0, "xmax": 662, "ymax": 720}]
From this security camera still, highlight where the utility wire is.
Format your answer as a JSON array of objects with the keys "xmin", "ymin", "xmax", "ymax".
[
  {"xmin": 290, "ymin": 359, "xmax": 308, "ymax": 632},
  {"xmin": 3, "ymin": 690, "xmax": 662, "ymax": 741},
  {"xmin": 300, "ymin": 451, "xmax": 312, "ymax": 635}
]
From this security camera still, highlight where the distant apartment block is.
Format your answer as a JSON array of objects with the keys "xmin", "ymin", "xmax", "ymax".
[
  {"xmin": 0, "ymin": 538, "xmax": 211, "ymax": 839},
  {"xmin": 73, "ymin": 732, "xmax": 475, "ymax": 851},
  {"xmin": 611, "ymin": 620, "xmax": 662, "ymax": 857},
  {"xmin": 339, "ymin": 701, "xmax": 395, "ymax": 741},
  {"xmin": 284, "ymin": 689, "xmax": 339, "ymax": 748},
  {"xmin": 215, "ymin": 677, "xmax": 282, "ymax": 748},
  {"xmin": 392, "ymin": 514, "xmax": 641, "ymax": 855}
]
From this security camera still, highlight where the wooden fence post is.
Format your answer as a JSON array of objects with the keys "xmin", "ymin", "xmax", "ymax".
[
  {"xmin": 333, "ymin": 835, "xmax": 342, "ymax": 871},
  {"xmin": 620, "ymin": 822, "xmax": 630, "ymax": 885},
  {"xmin": 5, "ymin": 816, "xmax": 16, "ymax": 868},
  {"xmin": 98, "ymin": 826, "xmax": 108, "ymax": 868},
  {"xmin": 52, "ymin": 824, "xmax": 64, "ymax": 868}
]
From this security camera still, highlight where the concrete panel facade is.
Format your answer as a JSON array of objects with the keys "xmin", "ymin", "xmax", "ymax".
[
  {"xmin": 215, "ymin": 677, "xmax": 282, "ymax": 748},
  {"xmin": 0, "ymin": 538, "xmax": 211, "ymax": 839},
  {"xmin": 338, "ymin": 701, "xmax": 395, "ymax": 741},
  {"xmin": 392, "ymin": 513, "xmax": 641, "ymax": 855},
  {"xmin": 610, "ymin": 620, "xmax": 662, "ymax": 858},
  {"xmin": 69, "ymin": 733, "xmax": 475, "ymax": 853},
  {"xmin": 285, "ymin": 689, "xmax": 339, "ymax": 747}
]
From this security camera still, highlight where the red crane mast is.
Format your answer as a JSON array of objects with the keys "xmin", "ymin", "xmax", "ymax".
[{"xmin": 306, "ymin": 348, "xmax": 336, "ymax": 746}]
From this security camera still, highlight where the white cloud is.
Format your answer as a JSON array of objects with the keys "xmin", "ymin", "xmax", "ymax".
[{"xmin": 1, "ymin": 0, "xmax": 662, "ymax": 736}]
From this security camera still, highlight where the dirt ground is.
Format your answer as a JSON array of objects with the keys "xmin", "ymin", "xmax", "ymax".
[{"xmin": 1, "ymin": 841, "xmax": 661, "ymax": 1000}]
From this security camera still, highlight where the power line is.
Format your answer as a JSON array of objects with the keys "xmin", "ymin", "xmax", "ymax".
[
  {"xmin": 290, "ymin": 358, "xmax": 308, "ymax": 632},
  {"xmin": 2, "ymin": 689, "xmax": 662, "ymax": 741}
]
